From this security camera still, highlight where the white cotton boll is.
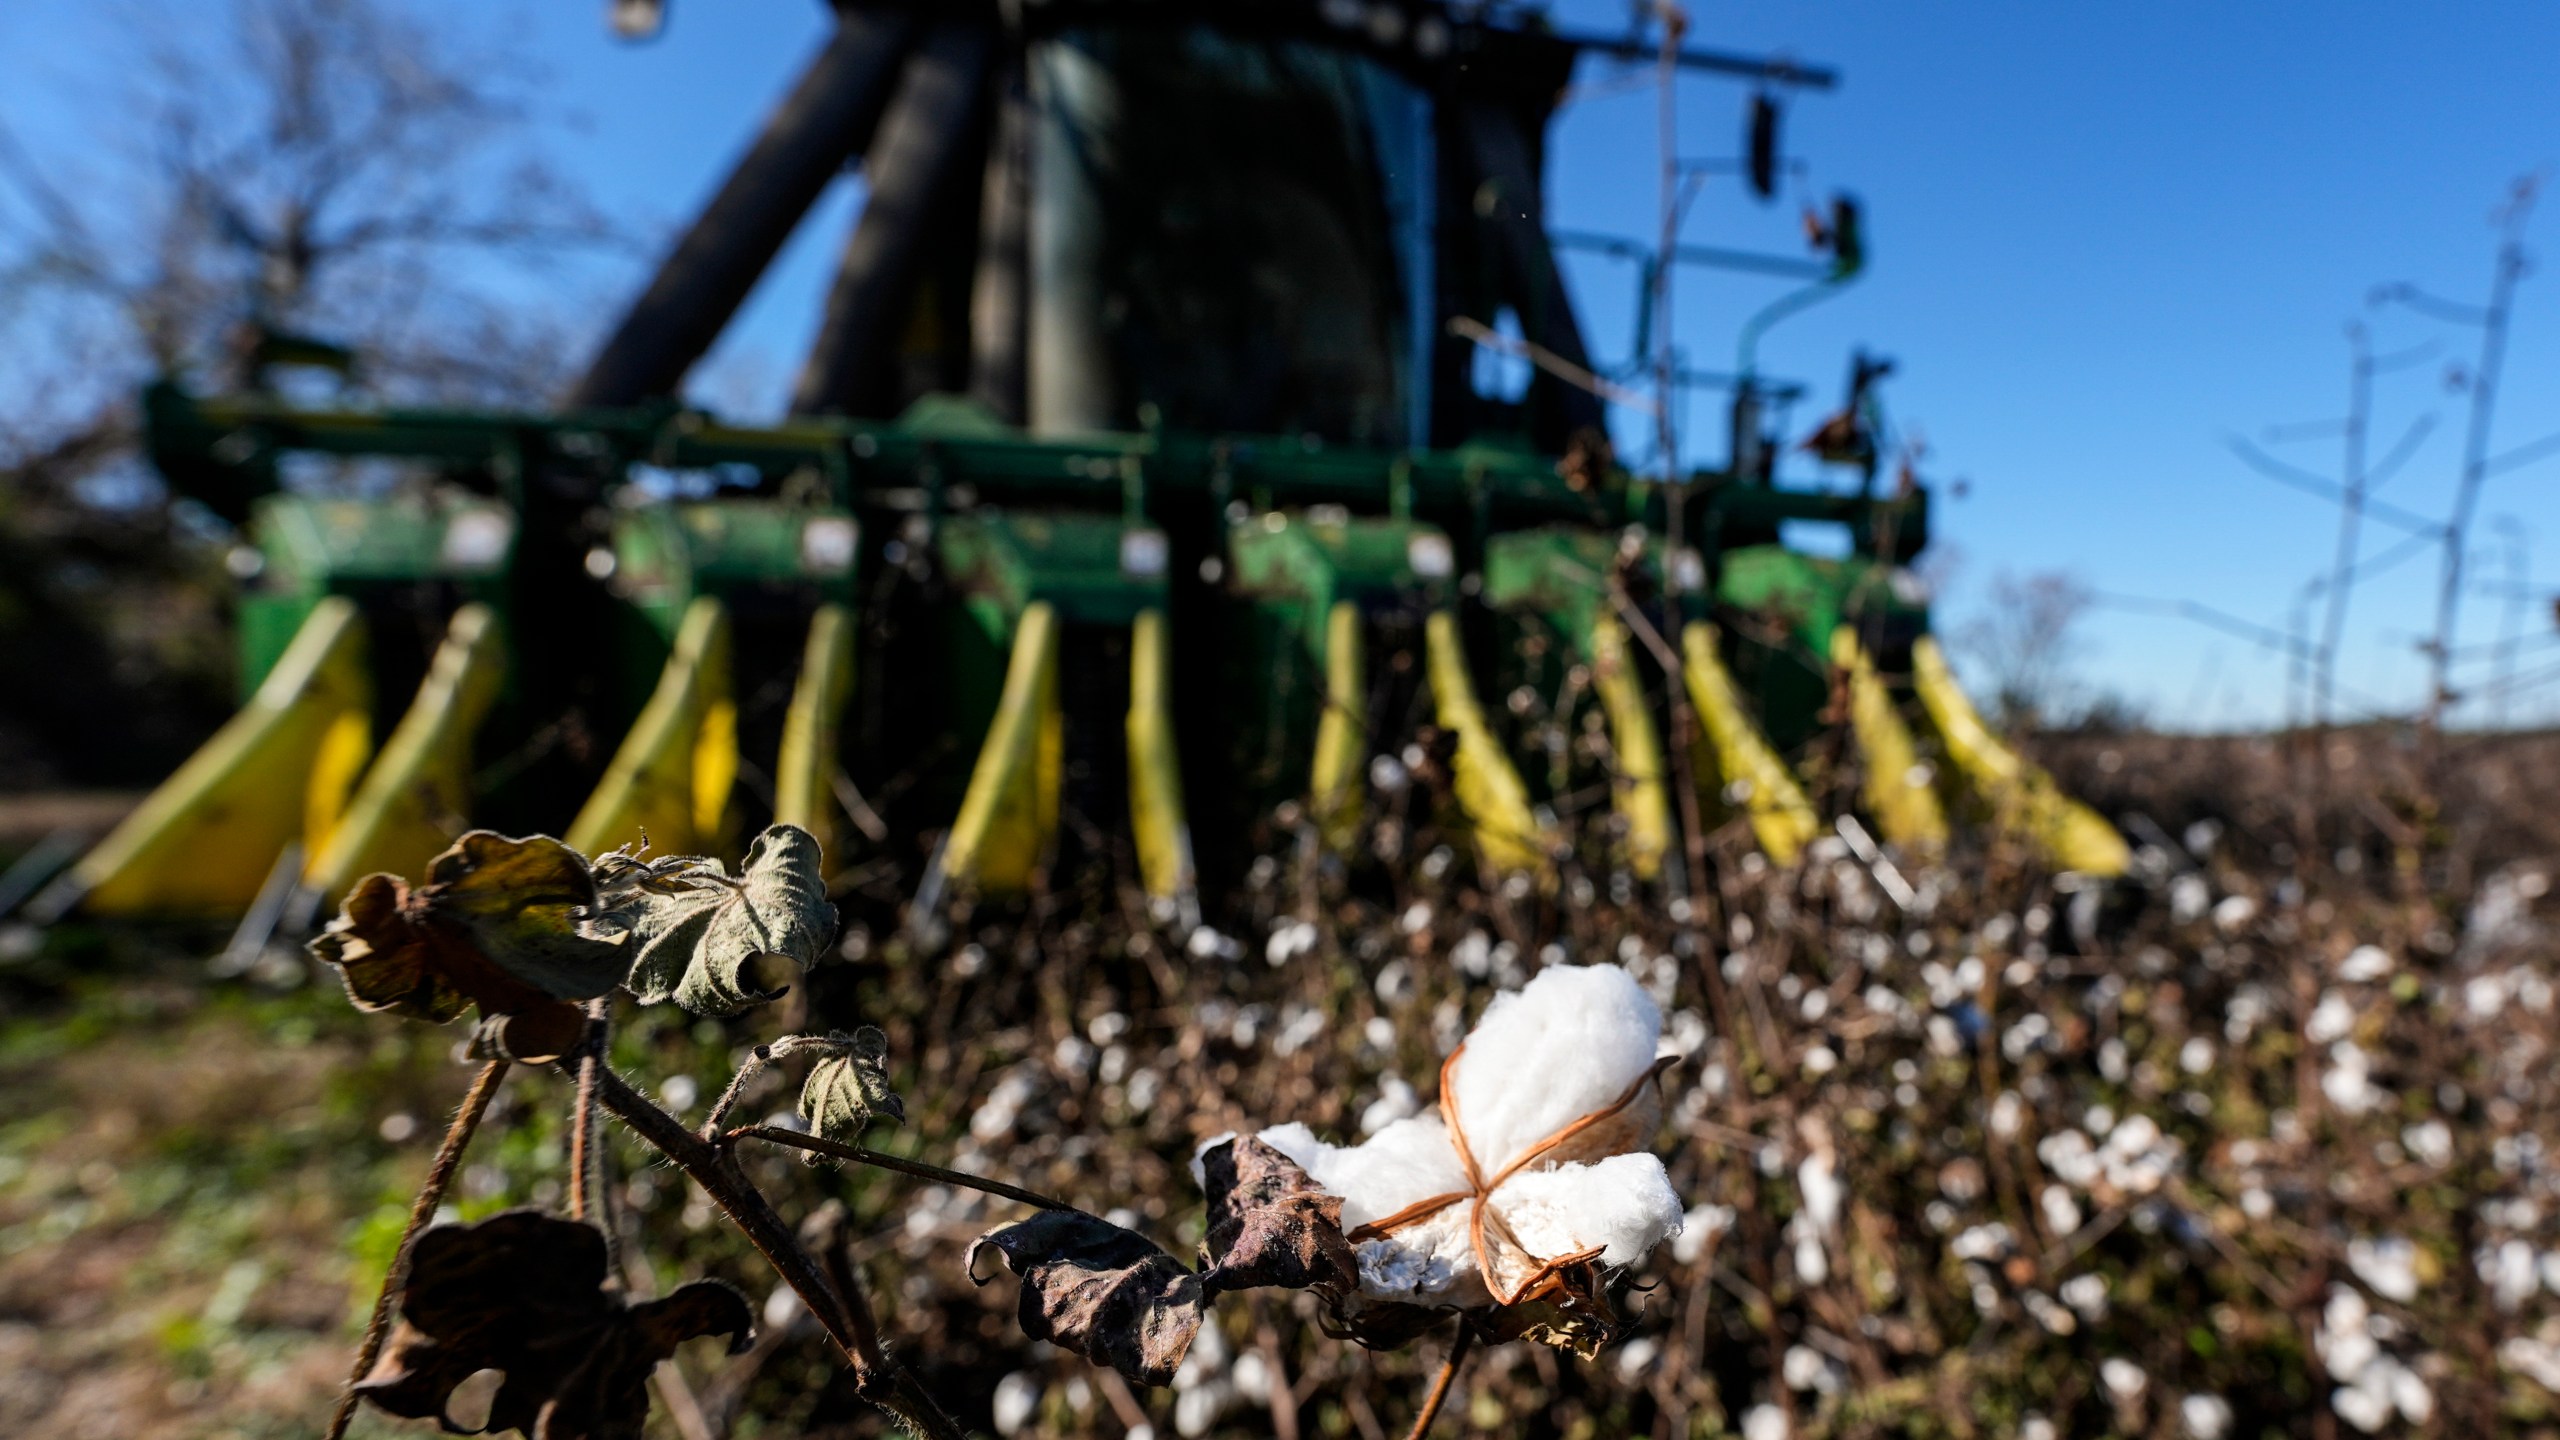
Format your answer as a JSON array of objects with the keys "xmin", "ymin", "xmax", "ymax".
[
  {"xmin": 1173, "ymin": 1380, "xmax": 1234, "ymax": 1438},
  {"xmin": 2307, "ymin": 992, "xmax": 2355, "ymax": 1044},
  {"xmin": 1258, "ymin": 1117, "xmax": 1470, "ymax": 1230},
  {"xmin": 2060, "ymin": 1273, "xmax": 2109, "ymax": 1320},
  {"xmin": 2323, "ymin": 1328, "xmax": 2378, "ymax": 1384},
  {"xmin": 2180, "ymin": 1037, "xmax": 2214, "ymax": 1075},
  {"xmin": 2347, "ymin": 1235, "xmax": 2420, "ymax": 1302},
  {"xmin": 2387, "ymin": 1361, "xmax": 2433, "ymax": 1423},
  {"xmin": 2324, "ymin": 1043, "xmax": 2377, "ymax": 1115},
  {"xmin": 2212, "ymin": 894, "xmax": 2257, "ymax": 933},
  {"xmin": 2019, "ymin": 1416, "xmax": 2057, "ymax": 1440},
  {"xmin": 2180, "ymin": 1393, "xmax": 2233, "ymax": 1440},
  {"xmin": 1230, "ymin": 1350, "xmax": 1271, "ymax": 1403},
  {"xmin": 2500, "ymin": 1336, "xmax": 2560, "ymax": 1393},
  {"xmin": 992, "ymin": 1372, "xmax": 1042, "ymax": 1436},
  {"xmin": 2170, "ymin": 874, "xmax": 2209, "ymax": 925},
  {"xmin": 1742, "ymin": 1402, "xmax": 1788, "ymax": 1440},
  {"xmin": 1360, "ymin": 1077, "xmax": 1421, "ymax": 1136},
  {"xmin": 1793, "ymin": 1228, "xmax": 1828, "ymax": 1284},
  {"xmin": 2022, "ymin": 1290, "xmax": 2076, "ymax": 1335},
  {"xmin": 2041, "ymin": 1184, "xmax": 2083, "ymax": 1237},
  {"xmin": 2483, "ymin": 1238, "xmax": 2538, "ymax": 1310},
  {"xmin": 2339, "ymin": 945, "xmax": 2393, "ymax": 983},
  {"xmin": 1673, "ymin": 1203, "xmax": 1735, "ymax": 1265},
  {"xmin": 763, "ymin": 1284, "xmax": 805, "ymax": 1332},
  {"xmin": 1452, "ymin": 930, "xmax": 1492, "ymax": 978},
  {"xmin": 1612, "ymin": 1335, "xmax": 1662, "ymax": 1385},
  {"xmin": 1798, "ymin": 1153, "xmax": 1843, "ymax": 1237},
  {"xmin": 2404, "ymin": 1120, "xmax": 2452, "ymax": 1167},
  {"xmin": 2101, "ymin": 1357, "xmax": 2147, "ymax": 1399},
  {"xmin": 1444, "ymin": 964, "xmax": 1662, "ymax": 1175},
  {"xmin": 1493, "ymin": 1152, "xmax": 1685, "ymax": 1267},
  {"xmin": 2333, "ymin": 1380, "xmax": 2390, "ymax": 1434},
  {"xmin": 1951, "ymin": 1223, "xmax": 2012, "ymax": 1262},
  {"xmin": 1781, "ymin": 1344, "xmax": 1842, "ymax": 1395}
]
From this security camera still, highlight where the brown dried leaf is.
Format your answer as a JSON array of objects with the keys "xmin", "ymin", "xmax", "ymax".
[
  {"xmin": 356, "ymin": 1210, "xmax": 751, "ymax": 1440},
  {"xmin": 311, "ymin": 832, "xmax": 629, "ymax": 1025},
  {"xmin": 1475, "ymin": 1255, "xmax": 1622, "ymax": 1357},
  {"xmin": 1196, "ymin": 1135, "xmax": 1357, "ymax": 1297},
  {"xmin": 967, "ymin": 1209, "xmax": 1205, "ymax": 1387}
]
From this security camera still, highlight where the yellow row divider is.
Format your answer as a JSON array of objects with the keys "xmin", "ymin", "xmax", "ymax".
[
  {"xmin": 304, "ymin": 605, "xmax": 506, "ymax": 906},
  {"xmin": 1679, "ymin": 621, "xmax": 1821, "ymax": 866},
  {"xmin": 938, "ymin": 600, "xmax": 1062, "ymax": 895},
  {"xmin": 773, "ymin": 604, "xmax": 857, "ymax": 865},
  {"xmin": 1831, "ymin": 625, "xmax": 1949, "ymax": 860},
  {"xmin": 1424, "ymin": 610, "xmax": 1549, "ymax": 879},
  {"xmin": 1126, "ymin": 608, "xmax": 1196, "ymax": 908},
  {"xmin": 1309, "ymin": 600, "xmax": 1366, "ymax": 854},
  {"xmin": 1910, "ymin": 636, "xmax": 2130, "ymax": 877},
  {"xmin": 1590, "ymin": 614, "xmax": 1673, "ymax": 880},
  {"xmin": 71, "ymin": 596, "xmax": 372, "ymax": 916},
  {"xmin": 566, "ymin": 597, "xmax": 737, "ymax": 859}
]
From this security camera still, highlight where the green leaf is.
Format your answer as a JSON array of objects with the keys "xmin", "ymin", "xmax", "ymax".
[
  {"xmin": 796, "ymin": 1027, "xmax": 905, "ymax": 1144},
  {"xmin": 601, "ymin": 824, "xmax": 836, "ymax": 1016}
]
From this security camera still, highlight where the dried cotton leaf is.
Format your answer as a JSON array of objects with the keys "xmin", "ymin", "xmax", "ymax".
[
  {"xmin": 604, "ymin": 824, "xmax": 836, "ymax": 1015},
  {"xmin": 967, "ymin": 1209, "xmax": 1206, "ymax": 1387},
  {"xmin": 798, "ymin": 1027, "xmax": 906, "ymax": 1144}
]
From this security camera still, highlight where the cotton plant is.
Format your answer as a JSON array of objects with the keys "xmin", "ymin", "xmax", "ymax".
[{"xmin": 1251, "ymin": 962, "xmax": 1685, "ymax": 1350}]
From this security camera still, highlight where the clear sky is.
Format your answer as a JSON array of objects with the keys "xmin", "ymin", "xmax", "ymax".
[{"xmin": 7, "ymin": 1, "xmax": 2560, "ymax": 729}]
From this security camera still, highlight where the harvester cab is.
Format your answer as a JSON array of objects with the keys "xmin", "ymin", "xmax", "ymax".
[{"xmin": 35, "ymin": 0, "xmax": 2126, "ymax": 941}]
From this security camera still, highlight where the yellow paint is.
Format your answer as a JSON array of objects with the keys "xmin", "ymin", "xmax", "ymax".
[
  {"xmin": 1831, "ymin": 625, "xmax": 1949, "ymax": 859},
  {"xmin": 1910, "ymin": 636, "xmax": 2130, "ymax": 876},
  {"xmin": 1679, "ymin": 621, "xmax": 1820, "ymax": 866},
  {"xmin": 567, "ymin": 597, "xmax": 736, "ymax": 859},
  {"xmin": 1424, "ymin": 610, "xmax": 1549, "ymax": 879},
  {"xmin": 305, "ymin": 605, "xmax": 506, "ymax": 905},
  {"xmin": 74, "ymin": 597, "xmax": 372, "ymax": 915},
  {"xmin": 1589, "ymin": 615, "xmax": 1671, "ymax": 880},
  {"xmin": 774, "ymin": 604, "xmax": 857, "ymax": 866},
  {"xmin": 1125, "ymin": 608, "xmax": 1194, "ymax": 904},
  {"xmin": 940, "ymin": 601, "xmax": 1061, "ymax": 894},
  {"xmin": 1309, "ymin": 600, "xmax": 1366, "ymax": 853}
]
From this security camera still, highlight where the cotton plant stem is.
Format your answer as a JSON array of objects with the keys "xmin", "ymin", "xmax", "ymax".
[
  {"xmin": 585, "ymin": 1065, "xmax": 967, "ymax": 1440},
  {"xmin": 325, "ymin": 1059, "xmax": 508, "ymax": 1440},
  {"xmin": 728, "ymin": 1123, "xmax": 1075, "ymax": 1212},
  {"xmin": 1403, "ymin": 1319, "xmax": 1478, "ymax": 1440},
  {"xmin": 571, "ymin": 1000, "xmax": 607, "ymax": 1222}
]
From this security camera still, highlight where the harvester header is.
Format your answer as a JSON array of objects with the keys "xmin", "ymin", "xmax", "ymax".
[{"xmin": 33, "ymin": 0, "xmax": 2125, "ymax": 937}]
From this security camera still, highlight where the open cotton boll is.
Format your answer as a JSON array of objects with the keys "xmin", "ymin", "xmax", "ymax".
[
  {"xmin": 1446, "ymin": 964, "xmax": 1663, "ymax": 1172},
  {"xmin": 1259, "ymin": 1116, "xmax": 1471, "ymax": 1229},
  {"xmin": 1491, "ymin": 1153, "xmax": 1684, "ymax": 1267}
]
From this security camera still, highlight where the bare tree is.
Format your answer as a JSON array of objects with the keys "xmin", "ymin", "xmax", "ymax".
[
  {"xmin": 1955, "ymin": 568, "xmax": 2094, "ymax": 731},
  {"xmin": 0, "ymin": 0, "xmax": 624, "ymax": 784}
]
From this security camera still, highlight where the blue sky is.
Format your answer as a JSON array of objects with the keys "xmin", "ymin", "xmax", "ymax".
[{"xmin": 8, "ymin": 2, "xmax": 2560, "ymax": 728}]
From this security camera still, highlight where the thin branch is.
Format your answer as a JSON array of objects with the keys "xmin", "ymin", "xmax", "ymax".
[
  {"xmin": 2369, "ymin": 281, "xmax": 2493, "ymax": 326},
  {"xmin": 2222, "ymin": 434, "xmax": 2444, "ymax": 538},
  {"xmin": 1403, "ymin": 1318, "xmax": 1478, "ymax": 1440},
  {"xmin": 2364, "ymin": 413, "xmax": 2438, "ymax": 491},
  {"xmin": 728, "ymin": 1124, "xmax": 1076, "ymax": 1213},
  {"xmin": 325, "ymin": 1059, "xmax": 508, "ymax": 1440},
  {"xmin": 2483, "ymin": 427, "xmax": 2560, "ymax": 479},
  {"xmin": 586, "ymin": 1065, "xmax": 968, "ymax": 1440}
]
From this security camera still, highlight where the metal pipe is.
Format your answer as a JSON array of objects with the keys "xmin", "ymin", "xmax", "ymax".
[
  {"xmin": 793, "ymin": 19, "xmax": 995, "ymax": 417},
  {"xmin": 968, "ymin": 60, "xmax": 1031, "ymax": 425},
  {"xmin": 570, "ymin": 10, "xmax": 917, "ymax": 408},
  {"xmin": 1453, "ymin": 100, "xmax": 1605, "ymax": 439}
]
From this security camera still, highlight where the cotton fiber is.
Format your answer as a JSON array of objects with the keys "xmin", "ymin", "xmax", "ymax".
[{"xmin": 1254, "ymin": 964, "xmax": 1683, "ymax": 1307}]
